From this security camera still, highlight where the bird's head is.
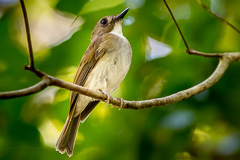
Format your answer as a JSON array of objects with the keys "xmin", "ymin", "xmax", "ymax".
[{"xmin": 91, "ymin": 7, "xmax": 130, "ymax": 41}]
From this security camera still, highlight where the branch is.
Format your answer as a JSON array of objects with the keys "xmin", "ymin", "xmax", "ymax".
[
  {"xmin": 0, "ymin": 78, "xmax": 51, "ymax": 99},
  {"xmin": 122, "ymin": 53, "xmax": 240, "ymax": 109},
  {"xmin": 0, "ymin": 53, "xmax": 239, "ymax": 108},
  {"xmin": 50, "ymin": 53, "xmax": 240, "ymax": 109},
  {"xmin": 187, "ymin": 49, "xmax": 223, "ymax": 58},
  {"xmin": 163, "ymin": 0, "xmax": 239, "ymax": 58},
  {"xmin": 19, "ymin": 0, "xmax": 35, "ymax": 69},
  {"xmin": 163, "ymin": 0, "xmax": 190, "ymax": 51},
  {"xmin": 2, "ymin": 52, "xmax": 239, "ymax": 108},
  {"xmin": 197, "ymin": 0, "xmax": 240, "ymax": 35}
]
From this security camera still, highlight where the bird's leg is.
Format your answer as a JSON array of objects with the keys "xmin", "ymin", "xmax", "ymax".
[{"xmin": 98, "ymin": 89, "xmax": 111, "ymax": 107}]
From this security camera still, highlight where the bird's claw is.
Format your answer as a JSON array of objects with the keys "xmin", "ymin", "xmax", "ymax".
[
  {"xmin": 98, "ymin": 89, "xmax": 124, "ymax": 109},
  {"xmin": 98, "ymin": 89, "xmax": 111, "ymax": 107},
  {"xmin": 117, "ymin": 97, "xmax": 124, "ymax": 110}
]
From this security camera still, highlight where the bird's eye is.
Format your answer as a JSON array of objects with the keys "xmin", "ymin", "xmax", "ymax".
[{"xmin": 100, "ymin": 18, "xmax": 108, "ymax": 25}]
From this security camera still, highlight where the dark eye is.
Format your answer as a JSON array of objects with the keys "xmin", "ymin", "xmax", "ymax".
[{"xmin": 100, "ymin": 18, "xmax": 108, "ymax": 25}]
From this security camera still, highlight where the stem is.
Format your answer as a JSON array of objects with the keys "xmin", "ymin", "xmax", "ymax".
[
  {"xmin": 19, "ymin": 0, "xmax": 35, "ymax": 69},
  {"xmin": 198, "ymin": 0, "xmax": 240, "ymax": 35},
  {"xmin": 163, "ymin": 0, "xmax": 190, "ymax": 51}
]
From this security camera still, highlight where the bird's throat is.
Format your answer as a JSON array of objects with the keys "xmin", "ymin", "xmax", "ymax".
[{"xmin": 110, "ymin": 22, "xmax": 123, "ymax": 37}]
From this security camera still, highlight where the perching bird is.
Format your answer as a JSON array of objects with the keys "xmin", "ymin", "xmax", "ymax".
[{"xmin": 56, "ymin": 8, "xmax": 132, "ymax": 156}]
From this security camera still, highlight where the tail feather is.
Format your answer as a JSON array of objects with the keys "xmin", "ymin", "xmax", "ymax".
[
  {"xmin": 56, "ymin": 100, "xmax": 99, "ymax": 156},
  {"xmin": 56, "ymin": 114, "xmax": 81, "ymax": 157}
]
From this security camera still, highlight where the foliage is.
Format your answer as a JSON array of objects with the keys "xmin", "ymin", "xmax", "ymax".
[{"xmin": 0, "ymin": 0, "xmax": 240, "ymax": 159}]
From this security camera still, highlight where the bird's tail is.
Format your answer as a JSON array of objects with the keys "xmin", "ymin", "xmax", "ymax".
[
  {"xmin": 56, "ymin": 114, "xmax": 81, "ymax": 157},
  {"xmin": 56, "ymin": 100, "xmax": 99, "ymax": 156}
]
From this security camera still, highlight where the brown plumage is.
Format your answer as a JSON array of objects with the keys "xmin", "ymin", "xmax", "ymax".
[{"xmin": 56, "ymin": 8, "xmax": 131, "ymax": 157}]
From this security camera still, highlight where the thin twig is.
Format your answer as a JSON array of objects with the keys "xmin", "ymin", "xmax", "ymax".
[
  {"xmin": 198, "ymin": 0, "xmax": 240, "ymax": 35},
  {"xmin": 19, "ymin": 0, "xmax": 35, "ymax": 69},
  {"xmin": 163, "ymin": 0, "xmax": 230, "ymax": 58},
  {"xmin": 187, "ymin": 49, "xmax": 223, "ymax": 58},
  {"xmin": 163, "ymin": 0, "xmax": 190, "ymax": 51},
  {"xmin": 24, "ymin": 65, "xmax": 46, "ymax": 79}
]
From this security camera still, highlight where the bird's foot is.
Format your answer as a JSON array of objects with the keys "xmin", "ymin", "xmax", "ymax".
[
  {"xmin": 98, "ymin": 89, "xmax": 111, "ymax": 107},
  {"xmin": 117, "ymin": 97, "xmax": 125, "ymax": 110}
]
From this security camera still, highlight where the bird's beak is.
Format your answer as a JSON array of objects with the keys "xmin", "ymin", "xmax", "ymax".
[{"xmin": 115, "ymin": 7, "xmax": 130, "ymax": 21}]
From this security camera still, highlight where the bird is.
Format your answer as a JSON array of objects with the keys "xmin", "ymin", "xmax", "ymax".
[{"xmin": 56, "ymin": 8, "xmax": 132, "ymax": 157}]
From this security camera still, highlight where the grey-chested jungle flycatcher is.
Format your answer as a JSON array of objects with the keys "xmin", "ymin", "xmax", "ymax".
[{"xmin": 56, "ymin": 8, "xmax": 132, "ymax": 157}]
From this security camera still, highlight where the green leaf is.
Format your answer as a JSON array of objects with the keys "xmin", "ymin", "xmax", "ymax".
[{"xmin": 79, "ymin": 0, "xmax": 125, "ymax": 15}]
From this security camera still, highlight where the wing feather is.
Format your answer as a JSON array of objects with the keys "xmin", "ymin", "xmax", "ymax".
[{"xmin": 68, "ymin": 36, "xmax": 106, "ymax": 117}]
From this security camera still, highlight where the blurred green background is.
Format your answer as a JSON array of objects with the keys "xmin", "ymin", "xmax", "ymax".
[{"xmin": 0, "ymin": 0, "xmax": 240, "ymax": 159}]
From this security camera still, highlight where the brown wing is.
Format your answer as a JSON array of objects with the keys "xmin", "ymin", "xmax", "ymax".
[{"xmin": 68, "ymin": 36, "xmax": 106, "ymax": 118}]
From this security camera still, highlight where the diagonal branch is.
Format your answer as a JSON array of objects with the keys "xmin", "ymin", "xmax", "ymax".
[
  {"xmin": 163, "ymin": 0, "xmax": 190, "ymax": 51},
  {"xmin": 162, "ymin": 0, "xmax": 240, "ymax": 60},
  {"xmin": 197, "ymin": 0, "xmax": 240, "ymax": 35}
]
